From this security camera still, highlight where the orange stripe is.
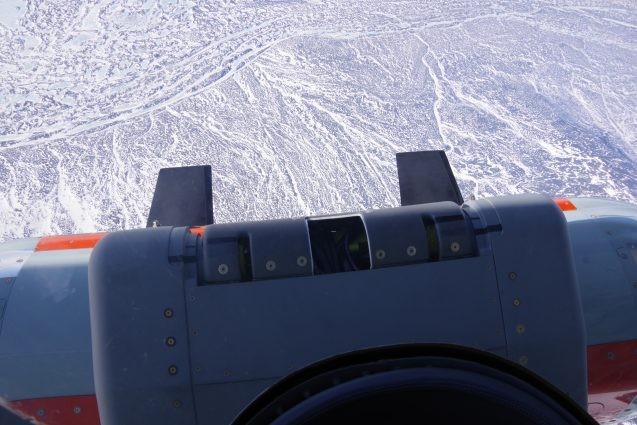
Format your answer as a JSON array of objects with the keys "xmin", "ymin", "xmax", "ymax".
[
  {"xmin": 35, "ymin": 233, "xmax": 107, "ymax": 252},
  {"xmin": 7, "ymin": 394, "xmax": 100, "ymax": 425},
  {"xmin": 189, "ymin": 227, "xmax": 205, "ymax": 236},
  {"xmin": 553, "ymin": 198, "xmax": 577, "ymax": 211}
]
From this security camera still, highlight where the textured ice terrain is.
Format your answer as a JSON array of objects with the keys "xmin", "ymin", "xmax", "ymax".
[{"xmin": 0, "ymin": 0, "xmax": 635, "ymax": 241}]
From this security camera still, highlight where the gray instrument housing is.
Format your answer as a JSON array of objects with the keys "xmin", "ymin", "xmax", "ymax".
[{"xmin": 89, "ymin": 194, "xmax": 586, "ymax": 425}]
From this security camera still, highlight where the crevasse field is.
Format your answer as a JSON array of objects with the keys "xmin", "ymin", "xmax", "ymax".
[{"xmin": 0, "ymin": 0, "xmax": 635, "ymax": 241}]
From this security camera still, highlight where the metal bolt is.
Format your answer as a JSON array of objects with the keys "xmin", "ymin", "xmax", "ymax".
[
  {"xmin": 297, "ymin": 256, "xmax": 307, "ymax": 267},
  {"xmin": 224, "ymin": 370, "xmax": 231, "ymax": 377},
  {"xmin": 513, "ymin": 299, "xmax": 521, "ymax": 307},
  {"xmin": 73, "ymin": 406, "xmax": 81, "ymax": 414},
  {"xmin": 376, "ymin": 249, "xmax": 386, "ymax": 260},
  {"xmin": 36, "ymin": 408, "xmax": 45, "ymax": 417},
  {"xmin": 218, "ymin": 264, "xmax": 229, "ymax": 275},
  {"xmin": 189, "ymin": 295, "xmax": 195, "ymax": 302},
  {"xmin": 516, "ymin": 324, "xmax": 525, "ymax": 334},
  {"xmin": 508, "ymin": 272, "xmax": 517, "ymax": 281},
  {"xmin": 194, "ymin": 366, "xmax": 202, "ymax": 373},
  {"xmin": 519, "ymin": 356, "xmax": 528, "ymax": 366},
  {"xmin": 192, "ymin": 329, "xmax": 199, "ymax": 336},
  {"xmin": 168, "ymin": 365, "xmax": 178, "ymax": 375},
  {"xmin": 608, "ymin": 352, "xmax": 615, "ymax": 360},
  {"xmin": 163, "ymin": 308, "xmax": 174, "ymax": 318},
  {"xmin": 173, "ymin": 399, "xmax": 182, "ymax": 408},
  {"xmin": 406, "ymin": 246, "xmax": 417, "ymax": 257},
  {"xmin": 450, "ymin": 242, "xmax": 460, "ymax": 253},
  {"xmin": 266, "ymin": 260, "xmax": 276, "ymax": 271},
  {"xmin": 165, "ymin": 337, "xmax": 176, "ymax": 347}
]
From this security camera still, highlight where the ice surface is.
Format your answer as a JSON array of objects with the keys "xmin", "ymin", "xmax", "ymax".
[
  {"xmin": 0, "ymin": 0, "xmax": 636, "ymax": 241},
  {"xmin": 0, "ymin": 0, "xmax": 27, "ymax": 30}
]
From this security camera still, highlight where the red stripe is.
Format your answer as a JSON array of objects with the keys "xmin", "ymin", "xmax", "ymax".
[
  {"xmin": 587, "ymin": 340, "xmax": 637, "ymax": 422},
  {"xmin": 7, "ymin": 395, "xmax": 100, "ymax": 425},
  {"xmin": 35, "ymin": 233, "xmax": 107, "ymax": 252}
]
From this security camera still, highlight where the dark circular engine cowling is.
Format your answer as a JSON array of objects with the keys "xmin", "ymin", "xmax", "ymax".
[{"xmin": 233, "ymin": 345, "xmax": 596, "ymax": 425}]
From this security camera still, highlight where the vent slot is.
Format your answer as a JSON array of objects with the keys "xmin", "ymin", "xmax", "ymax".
[
  {"xmin": 308, "ymin": 216, "xmax": 370, "ymax": 275},
  {"xmin": 422, "ymin": 215, "xmax": 440, "ymax": 261},
  {"xmin": 238, "ymin": 235, "xmax": 253, "ymax": 282}
]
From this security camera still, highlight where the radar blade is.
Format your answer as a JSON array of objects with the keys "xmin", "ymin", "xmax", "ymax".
[
  {"xmin": 396, "ymin": 151, "xmax": 464, "ymax": 205},
  {"xmin": 146, "ymin": 165, "xmax": 214, "ymax": 227}
]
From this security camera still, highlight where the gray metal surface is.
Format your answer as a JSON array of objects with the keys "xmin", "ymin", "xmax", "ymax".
[
  {"xmin": 566, "ymin": 216, "xmax": 637, "ymax": 345},
  {"xmin": 89, "ymin": 227, "xmax": 197, "ymax": 425},
  {"xmin": 0, "ymin": 249, "xmax": 94, "ymax": 401},
  {"xmin": 202, "ymin": 219, "xmax": 313, "ymax": 283},
  {"xmin": 187, "ymin": 258, "xmax": 504, "ymax": 386},
  {"xmin": 0, "ymin": 239, "xmax": 37, "ymax": 424},
  {"xmin": 0, "ymin": 249, "xmax": 33, "ymax": 334},
  {"xmin": 0, "ymin": 238, "xmax": 39, "ymax": 253},
  {"xmin": 561, "ymin": 198, "xmax": 637, "ymax": 345},
  {"xmin": 194, "ymin": 380, "xmax": 277, "ymax": 425},
  {"xmin": 466, "ymin": 195, "xmax": 587, "ymax": 406}
]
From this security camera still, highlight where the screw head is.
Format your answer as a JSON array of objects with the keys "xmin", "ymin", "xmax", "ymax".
[
  {"xmin": 519, "ymin": 356, "xmax": 529, "ymax": 366},
  {"xmin": 375, "ymin": 249, "xmax": 386, "ymax": 260},
  {"xmin": 297, "ymin": 256, "xmax": 308, "ymax": 267},
  {"xmin": 173, "ymin": 399, "xmax": 182, "ymax": 408},
  {"xmin": 266, "ymin": 260, "xmax": 276, "ymax": 271},
  {"xmin": 508, "ymin": 272, "xmax": 517, "ymax": 281},
  {"xmin": 516, "ymin": 324, "xmax": 526, "ymax": 334},
  {"xmin": 36, "ymin": 408, "xmax": 45, "ymax": 417},
  {"xmin": 218, "ymin": 264, "xmax": 229, "ymax": 275},
  {"xmin": 163, "ymin": 308, "xmax": 174, "ymax": 318},
  {"xmin": 165, "ymin": 337, "xmax": 176, "ymax": 347},
  {"xmin": 168, "ymin": 365, "xmax": 178, "ymax": 375},
  {"xmin": 513, "ymin": 299, "xmax": 521, "ymax": 307},
  {"xmin": 406, "ymin": 246, "xmax": 417, "ymax": 257},
  {"xmin": 450, "ymin": 242, "xmax": 461, "ymax": 253},
  {"xmin": 73, "ymin": 406, "xmax": 81, "ymax": 414}
]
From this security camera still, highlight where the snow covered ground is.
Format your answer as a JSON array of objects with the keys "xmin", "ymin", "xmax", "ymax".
[{"xmin": 0, "ymin": 0, "xmax": 635, "ymax": 241}]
